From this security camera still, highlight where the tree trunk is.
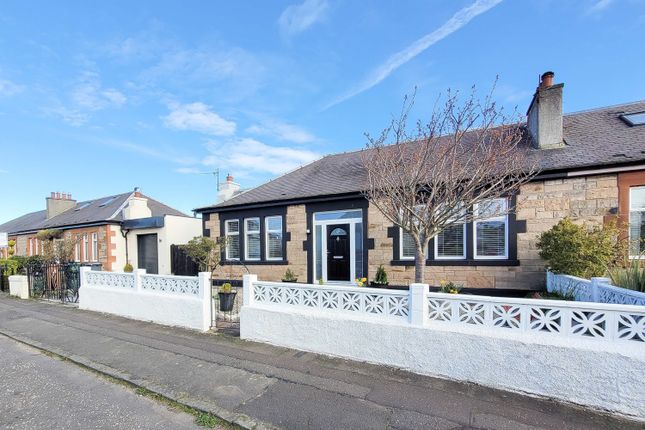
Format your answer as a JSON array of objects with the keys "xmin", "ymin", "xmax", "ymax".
[{"xmin": 414, "ymin": 243, "xmax": 425, "ymax": 284}]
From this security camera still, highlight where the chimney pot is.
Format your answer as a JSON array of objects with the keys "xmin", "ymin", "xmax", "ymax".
[
  {"xmin": 68, "ymin": 193, "xmax": 72, "ymax": 200},
  {"xmin": 51, "ymin": 192, "xmax": 55, "ymax": 198},
  {"xmin": 226, "ymin": 173, "xmax": 234, "ymax": 183},
  {"xmin": 540, "ymin": 71, "xmax": 554, "ymax": 88},
  {"xmin": 55, "ymin": 192, "xmax": 61, "ymax": 199}
]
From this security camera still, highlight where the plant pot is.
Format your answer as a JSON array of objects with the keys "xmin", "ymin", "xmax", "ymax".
[
  {"xmin": 281, "ymin": 279, "xmax": 298, "ymax": 283},
  {"xmin": 218, "ymin": 291, "xmax": 237, "ymax": 312},
  {"xmin": 370, "ymin": 282, "xmax": 389, "ymax": 288}
]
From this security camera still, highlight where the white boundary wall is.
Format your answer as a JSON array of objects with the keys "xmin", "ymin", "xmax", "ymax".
[
  {"xmin": 547, "ymin": 271, "xmax": 645, "ymax": 306},
  {"xmin": 79, "ymin": 268, "xmax": 211, "ymax": 331},
  {"xmin": 241, "ymin": 275, "xmax": 645, "ymax": 419}
]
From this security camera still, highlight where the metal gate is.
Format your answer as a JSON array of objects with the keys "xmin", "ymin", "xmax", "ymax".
[
  {"xmin": 0, "ymin": 264, "xmax": 9, "ymax": 292},
  {"xmin": 211, "ymin": 281, "xmax": 242, "ymax": 335},
  {"xmin": 27, "ymin": 262, "xmax": 81, "ymax": 303}
]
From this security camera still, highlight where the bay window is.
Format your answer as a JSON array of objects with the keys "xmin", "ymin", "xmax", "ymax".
[
  {"xmin": 265, "ymin": 216, "xmax": 283, "ymax": 260},
  {"xmin": 225, "ymin": 220, "xmax": 240, "ymax": 260},
  {"xmin": 244, "ymin": 218, "xmax": 261, "ymax": 260},
  {"xmin": 629, "ymin": 186, "xmax": 645, "ymax": 257},
  {"xmin": 474, "ymin": 199, "xmax": 508, "ymax": 259}
]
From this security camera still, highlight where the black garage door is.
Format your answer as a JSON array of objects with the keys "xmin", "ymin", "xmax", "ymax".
[{"xmin": 137, "ymin": 234, "xmax": 159, "ymax": 274}]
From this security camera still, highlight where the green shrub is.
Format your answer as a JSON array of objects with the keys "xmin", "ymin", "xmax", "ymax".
[
  {"xmin": 537, "ymin": 218, "xmax": 624, "ymax": 279},
  {"xmin": 607, "ymin": 258, "xmax": 645, "ymax": 292},
  {"xmin": 373, "ymin": 265, "xmax": 388, "ymax": 285},
  {"xmin": 219, "ymin": 282, "xmax": 232, "ymax": 293},
  {"xmin": 0, "ymin": 259, "xmax": 19, "ymax": 275},
  {"xmin": 282, "ymin": 268, "xmax": 297, "ymax": 282}
]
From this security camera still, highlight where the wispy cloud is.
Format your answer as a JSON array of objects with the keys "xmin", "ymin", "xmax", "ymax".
[
  {"xmin": 0, "ymin": 169, "xmax": 8, "ymax": 174},
  {"xmin": 0, "ymin": 78, "xmax": 24, "ymax": 96},
  {"xmin": 324, "ymin": 0, "xmax": 503, "ymax": 109},
  {"xmin": 588, "ymin": 0, "xmax": 614, "ymax": 14},
  {"xmin": 79, "ymin": 135, "xmax": 199, "ymax": 165},
  {"xmin": 279, "ymin": 0, "xmax": 329, "ymax": 37},
  {"xmin": 175, "ymin": 167, "xmax": 204, "ymax": 174},
  {"xmin": 164, "ymin": 102, "xmax": 236, "ymax": 136},
  {"xmin": 203, "ymin": 138, "xmax": 319, "ymax": 176},
  {"xmin": 246, "ymin": 119, "xmax": 316, "ymax": 144}
]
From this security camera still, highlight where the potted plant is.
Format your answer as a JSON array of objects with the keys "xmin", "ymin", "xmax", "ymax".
[
  {"xmin": 123, "ymin": 262, "xmax": 133, "ymax": 273},
  {"xmin": 218, "ymin": 282, "xmax": 237, "ymax": 311},
  {"xmin": 371, "ymin": 265, "xmax": 389, "ymax": 288},
  {"xmin": 282, "ymin": 268, "xmax": 298, "ymax": 283},
  {"xmin": 438, "ymin": 280, "xmax": 462, "ymax": 294}
]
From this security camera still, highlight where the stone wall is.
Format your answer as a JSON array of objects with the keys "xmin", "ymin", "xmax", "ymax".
[
  {"xmin": 372, "ymin": 174, "xmax": 619, "ymax": 289},
  {"xmin": 206, "ymin": 173, "xmax": 620, "ymax": 290},
  {"xmin": 207, "ymin": 205, "xmax": 308, "ymax": 282}
]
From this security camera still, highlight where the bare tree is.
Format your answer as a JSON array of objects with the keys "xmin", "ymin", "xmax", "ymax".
[{"xmin": 362, "ymin": 85, "xmax": 539, "ymax": 283}]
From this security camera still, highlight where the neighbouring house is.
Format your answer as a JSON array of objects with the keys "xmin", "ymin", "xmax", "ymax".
[
  {"xmin": 0, "ymin": 189, "xmax": 201, "ymax": 275},
  {"xmin": 195, "ymin": 72, "xmax": 645, "ymax": 290}
]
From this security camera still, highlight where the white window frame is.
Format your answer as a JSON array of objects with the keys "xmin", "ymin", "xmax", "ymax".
[
  {"xmin": 312, "ymin": 209, "xmax": 363, "ymax": 284},
  {"xmin": 83, "ymin": 234, "xmax": 89, "ymax": 262},
  {"xmin": 224, "ymin": 219, "xmax": 240, "ymax": 261},
  {"xmin": 75, "ymin": 241, "xmax": 80, "ymax": 262},
  {"xmin": 265, "ymin": 216, "xmax": 283, "ymax": 261},
  {"xmin": 473, "ymin": 199, "xmax": 509, "ymax": 260},
  {"xmin": 28, "ymin": 238, "xmax": 33, "ymax": 256},
  {"xmin": 91, "ymin": 232, "xmax": 98, "ymax": 262},
  {"xmin": 434, "ymin": 223, "xmax": 467, "ymax": 260},
  {"xmin": 399, "ymin": 228, "xmax": 416, "ymax": 260},
  {"xmin": 629, "ymin": 186, "xmax": 645, "ymax": 258},
  {"xmin": 244, "ymin": 217, "xmax": 261, "ymax": 261}
]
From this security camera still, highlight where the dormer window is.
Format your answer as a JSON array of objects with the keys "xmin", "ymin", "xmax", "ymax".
[{"xmin": 621, "ymin": 112, "xmax": 645, "ymax": 126}]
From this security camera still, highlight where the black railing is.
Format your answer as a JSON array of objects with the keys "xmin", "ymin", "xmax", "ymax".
[
  {"xmin": 211, "ymin": 281, "xmax": 243, "ymax": 336},
  {"xmin": 27, "ymin": 262, "xmax": 83, "ymax": 303},
  {"xmin": 0, "ymin": 264, "xmax": 9, "ymax": 292}
]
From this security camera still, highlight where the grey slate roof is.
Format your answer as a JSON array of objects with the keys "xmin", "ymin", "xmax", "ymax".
[
  {"xmin": 0, "ymin": 192, "xmax": 189, "ymax": 235},
  {"xmin": 201, "ymin": 100, "xmax": 645, "ymax": 211}
]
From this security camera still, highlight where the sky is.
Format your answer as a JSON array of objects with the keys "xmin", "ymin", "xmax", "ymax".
[{"xmin": 0, "ymin": 0, "xmax": 644, "ymax": 224}]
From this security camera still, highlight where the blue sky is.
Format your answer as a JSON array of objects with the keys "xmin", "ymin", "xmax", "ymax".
[{"xmin": 1, "ymin": 0, "xmax": 644, "ymax": 224}]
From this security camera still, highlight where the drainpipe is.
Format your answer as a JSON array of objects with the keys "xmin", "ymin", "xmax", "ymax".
[{"xmin": 120, "ymin": 225, "xmax": 130, "ymax": 266}]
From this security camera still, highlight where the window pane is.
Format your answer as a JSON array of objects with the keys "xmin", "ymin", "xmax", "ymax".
[
  {"xmin": 355, "ymin": 223, "xmax": 363, "ymax": 278},
  {"xmin": 315, "ymin": 225, "xmax": 322, "ymax": 280},
  {"xmin": 227, "ymin": 220, "xmax": 239, "ymax": 233},
  {"xmin": 630, "ymin": 187, "xmax": 645, "ymax": 210},
  {"xmin": 314, "ymin": 209, "xmax": 362, "ymax": 221},
  {"xmin": 476, "ymin": 221, "xmax": 506, "ymax": 257},
  {"xmin": 401, "ymin": 230, "xmax": 416, "ymax": 259},
  {"xmin": 267, "ymin": 232, "xmax": 283, "ymax": 259},
  {"xmin": 266, "ymin": 216, "xmax": 282, "ymax": 231},
  {"xmin": 246, "ymin": 233, "xmax": 260, "ymax": 259},
  {"xmin": 227, "ymin": 235, "xmax": 240, "ymax": 259},
  {"xmin": 477, "ymin": 199, "xmax": 507, "ymax": 218},
  {"xmin": 436, "ymin": 224, "xmax": 464, "ymax": 258},
  {"xmin": 245, "ymin": 218, "xmax": 260, "ymax": 232},
  {"xmin": 629, "ymin": 211, "xmax": 645, "ymax": 256}
]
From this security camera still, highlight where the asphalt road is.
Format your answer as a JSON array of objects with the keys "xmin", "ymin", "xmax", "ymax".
[{"xmin": 0, "ymin": 335, "xmax": 201, "ymax": 430}]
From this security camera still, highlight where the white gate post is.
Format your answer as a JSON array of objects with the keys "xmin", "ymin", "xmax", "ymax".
[
  {"xmin": 243, "ymin": 274, "xmax": 257, "ymax": 307},
  {"xmin": 199, "ymin": 272, "xmax": 212, "ymax": 332},
  {"xmin": 410, "ymin": 283, "xmax": 429, "ymax": 326},
  {"xmin": 134, "ymin": 269, "xmax": 146, "ymax": 292},
  {"xmin": 80, "ymin": 266, "xmax": 91, "ymax": 288}
]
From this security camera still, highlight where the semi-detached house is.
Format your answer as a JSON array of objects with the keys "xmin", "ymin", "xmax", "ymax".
[
  {"xmin": 195, "ymin": 72, "xmax": 645, "ymax": 291},
  {"xmin": 0, "ymin": 189, "xmax": 201, "ymax": 275}
]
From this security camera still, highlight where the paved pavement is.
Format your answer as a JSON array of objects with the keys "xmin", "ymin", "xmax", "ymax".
[
  {"xmin": 0, "ymin": 295, "xmax": 641, "ymax": 430},
  {"xmin": 0, "ymin": 334, "xmax": 201, "ymax": 430}
]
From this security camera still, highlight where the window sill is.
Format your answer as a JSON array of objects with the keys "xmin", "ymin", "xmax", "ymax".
[
  {"xmin": 222, "ymin": 260, "xmax": 289, "ymax": 266},
  {"xmin": 391, "ymin": 259, "xmax": 520, "ymax": 267}
]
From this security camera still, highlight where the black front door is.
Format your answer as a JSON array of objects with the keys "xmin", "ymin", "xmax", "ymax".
[
  {"xmin": 137, "ymin": 234, "xmax": 158, "ymax": 274},
  {"xmin": 326, "ymin": 224, "xmax": 350, "ymax": 281}
]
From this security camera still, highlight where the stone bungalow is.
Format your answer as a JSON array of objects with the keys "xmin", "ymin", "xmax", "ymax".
[
  {"xmin": 0, "ymin": 189, "xmax": 201, "ymax": 275},
  {"xmin": 196, "ymin": 72, "xmax": 645, "ymax": 290}
]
